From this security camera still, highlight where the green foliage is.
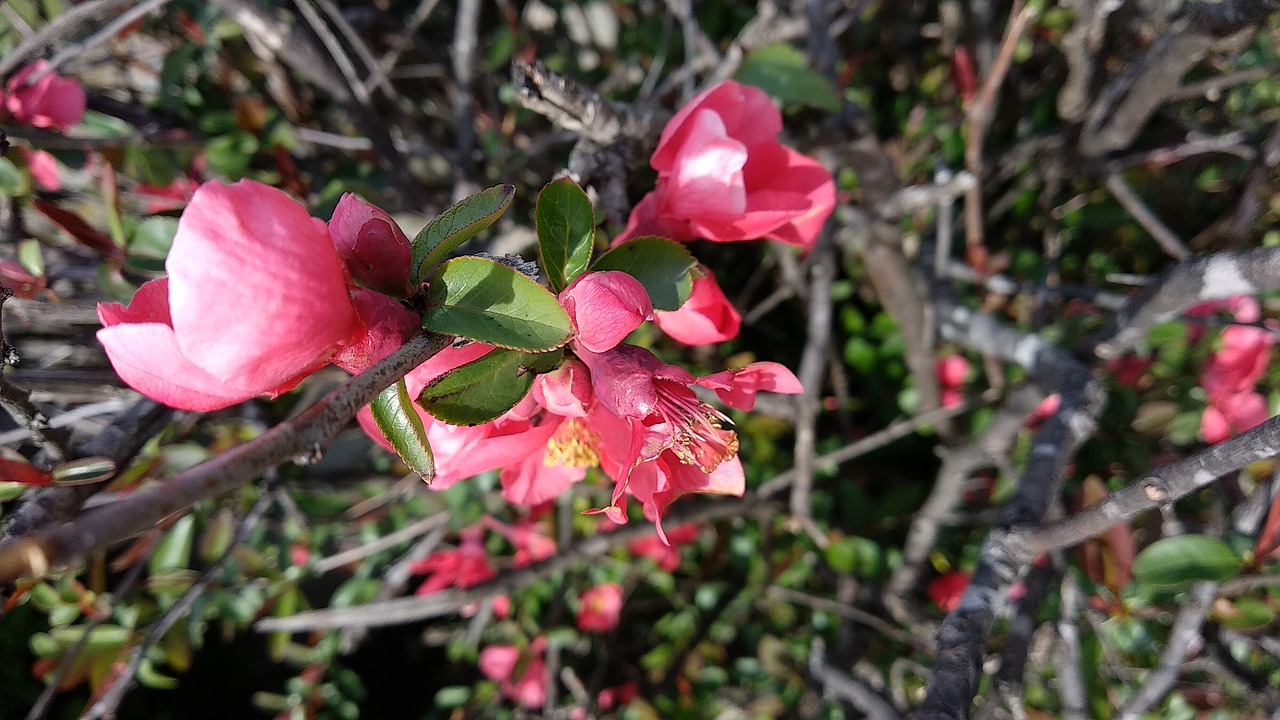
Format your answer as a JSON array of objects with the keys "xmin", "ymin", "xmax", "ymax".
[
  {"xmin": 535, "ymin": 178, "xmax": 595, "ymax": 292},
  {"xmin": 370, "ymin": 378, "xmax": 435, "ymax": 478},
  {"xmin": 422, "ymin": 256, "xmax": 573, "ymax": 351},
  {"xmin": 412, "ymin": 184, "xmax": 516, "ymax": 282},
  {"xmin": 592, "ymin": 236, "xmax": 697, "ymax": 311}
]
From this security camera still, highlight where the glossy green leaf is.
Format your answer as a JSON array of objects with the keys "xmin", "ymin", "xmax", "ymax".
[
  {"xmin": 1133, "ymin": 535, "xmax": 1242, "ymax": 590},
  {"xmin": 50, "ymin": 457, "xmax": 116, "ymax": 486},
  {"xmin": 423, "ymin": 256, "xmax": 572, "ymax": 351},
  {"xmin": 412, "ymin": 184, "xmax": 515, "ymax": 282},
  {"xmin": 736, "ymin": 44, "xmax": 841, "ymax": 112},
  {"xmin": 417, "ymin": 348, "xmax": 537, "ymax": 426},
  {"xmin": 536, "ymin": 178, "xmax": 595, "ymax": 292},
  {"xmin": 592, "ymin": 236, "xmax": 697, "ymax": 311},
  {"xmin": 371, "ymin": 377, "xmax": 435, "ymax": 480},
  {"xmin": 1212, "ymin": 597, "xmax": 1276, "ymax": 632}
]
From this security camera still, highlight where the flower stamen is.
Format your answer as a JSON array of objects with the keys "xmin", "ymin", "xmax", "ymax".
[
  {"xmin": 545, "ymin": 418, "xmax": 601, "ymax": 468},
  {"xmin": 653, "ymin": 380, "xmax": 739, "ymax": 472}
]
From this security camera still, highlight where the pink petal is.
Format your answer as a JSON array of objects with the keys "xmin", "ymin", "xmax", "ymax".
[
  {"xmin": 663, "ymin": 110, "xmax": 748, "ymax": 221},
  {"xmin": 614, "ymin": 190, "xmax": 697, "ymax": 245},
  {"xmin": 696, "ymin": 362, "xmax": 803, "ymax": 411},
  {"xmin": 532, "ymin": 357, "xmax": 593, "ymax": 418},
  {"xmin": 560, "ymin": 271, "xmax": 653, "ymax": 353},
  {"xmin": 166, "ymin": 180, "xmax": 357, "ymax": 388},
  {"xmin": 501, "ymin": 454, "xmax": 585, "ymax": 507},
  {"xmin": 654, "ymin": 271, "xmax": 741, "ymax": 345},
  {"xmin": 331, "ymin": 289, "xmax": 420, "ymax": 375},
  {"xmin": 97, "ymin": 322, "xmax": 260, "ymax": 411},
  {"xmin": 23, "ymin": 149, "xmax": 61, "ymax": 191},
  {"xmin": 935, "ymin": 355, "xmax": 971, "ymax": 388},
  {"xmin": 329, "ymin": 193, "xmax": 413, "ymax": 297},
  {"xmin": 98, "ymin": 278, "xmax": 172, "ymax": 327},
  {"xmin": 651, "ymin": 81, "xmax": 781, "ymax": 172},
  {"xmin": 576, "ymin": 584, "xmax": 623, "ymax": 633},
  {"xmin": 478, "ymin": 646, "xmax": 520, "ymax": 683},
  {"xmin": 5, "ymin": 62, "xmax": 86, "ymax": 131}
]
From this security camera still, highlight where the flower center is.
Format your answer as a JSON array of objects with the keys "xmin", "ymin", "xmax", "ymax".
[
  {"xmin": 545, "ymin": 418, "xmax": 601, "ymax": 468},
  {"xmin": 653, "ymin": 380, "xmax": 739, "ymax": 473}
]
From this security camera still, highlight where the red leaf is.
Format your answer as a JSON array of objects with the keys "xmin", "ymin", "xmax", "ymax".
[
  {"xmin": 0, "ymin": 455, "xmax": 52, "ymax": 487},
  {"xmin": 31, "ymin": 200, "xmax": 123, "ymax": 263},
  {"xmin": 1253, "ymin": 491, "xmax": 1280, "ymax": 561}
]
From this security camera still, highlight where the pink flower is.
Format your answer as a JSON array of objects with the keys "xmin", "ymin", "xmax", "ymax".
[
  {"xmin": 97, "ymin": 180, "xmax": 415, "ymax": 411},
  {"xmin": 618, "ymin": 81, "xmax": 835, "ymax": 249},
  {"xmin": 597, "ymin": 682, "xmax": 640, "ymax": 710},
  {"xmin": 1199, "ymin": 320, "xmax": 1275, "ymax": 443},
  {"xmin": 1201, "ymin": 391, "xmax": 1269, "ymax": 444},
  {"xmin": 2, "ymin": 61, "xmax": 86, "ymax": 131},
  {"xmin": 559, "ymin": 271, "xmax": 653, "ymax": 352},
  {"xmin": 329, "ymin": 193, "xmax": 413, "ymax": 297},
  {"xmin": 1201, "ymin": 326, "xmax": 1273, "ymax": 404},
  {"xmin": 928, "ymin": 571, "xmax": 970, "ymax": 613},
  {"xmin": 935, "ymin": 355, "xmax": 970, "ymax": 408},
  {"xmin": 577, "ymin": 345, "xmax": 800, "ymax": 536},
  {"xmin": 487, "ymin": 518, "xmax": 557, "ymax": 567},
  {"xmin": 22, "ymin": 149, "xmax": 61, "ymax": 191},
  {"xmin": 410, "ymin": 527, "xmax": 495, "ymax": 596},
  {"xmin": 135, "ymin": 176, "xmax": 201, "ymax": 214},
  {"xmin": 357, "ymin": 347, "xmax": 589, "ymax": 503},
  {"xmin": 577, "ymin": 583, "xmax": 623, "ymax": 633},
  {"xmin": 653, "ymin": 271, "xmax": 741, "ymax": 346},
  {"xmin": 479, "ymin": 640, "xmax": 547, "ymax": 709},
  {"xmin": 629, "ymin": 524, "xmax": 699, "ymax": 571}
]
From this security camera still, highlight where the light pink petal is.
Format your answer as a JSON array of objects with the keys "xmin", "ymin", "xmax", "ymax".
[
  {"xmin": 501, "ymin": 455, "xmax": 585, "ymax": 507},
  {"xmin": 935, "ymin": 355, "xmax": 971, "ymax": 388},
  {"xmin": 651, "ymin": 81, "xmax": 780, "ymax": 172},
  {"xmin": 23, "ymin": 149, "xmax": 61, "ymax": 191},
  {"xmin": 166, "ymin": 180, "xmax": 357, "ymax": 388},
  {"xmin": 331, "ymin": 289, "xmax": 420, "ymax": 375},
  {"xmin": 98, "ymin": 278, "xmax": 172, "ymax": 327},
  {"xmin": 532, "ymin": 357, "xmax": 593, "ymax": 418},
  {"xmin": 97, "ymin": 323, "xmax": 258, "ymax": 411},
  {"xmin": 560, "ymin": 271, "xmax": 653, "ymax": 353},
  {"xmin": 509, "ymin": 657, "xmax": 548, "ymax": 709},
  {"xmin": 5, "ymin": 62, "xmax": 86, "ymax": 130},
  {"xmin": 696, "ymin": 362, "xmax": 803, "ymax": 411},
  {"xmin": 663, "ymin": 110, "xmax": 748, "ymax": 221},
  {"xmin": 746, "ymin": 146, "xmax": 836, "ymax": 249},
  {"xmin": 478, "ymin": 646, "xmax": 520, "ymax": 683},
  {"xmin": 654, "ymin": 272, "xmax": 741, "ymax": 345},
  {"xmin": 329, "ymin": 193, "xmax": 413, "ymax": 297}
]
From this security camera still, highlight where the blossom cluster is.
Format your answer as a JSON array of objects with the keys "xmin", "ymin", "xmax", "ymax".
[
  {"xmin": 1193, "ymin": 297, "xmax": 1275, "ymax": 443},
  {"xmin": 2, "ymin": 61, "xmax": 87, "ymax": 191}
]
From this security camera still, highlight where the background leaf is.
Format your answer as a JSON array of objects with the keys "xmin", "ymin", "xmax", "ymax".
[
  {"xmin": 736, "ymin": 44, "xmax": 841, "ymax": 111},
  {"xmin": 1133, "ymin": 536, "xmax": 1242, "ymax": 590}
]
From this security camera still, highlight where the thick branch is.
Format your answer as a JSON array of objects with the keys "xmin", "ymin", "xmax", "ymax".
[{"xmin": 0, "ymin": 332, "xmax": 450, "ymax": 584}]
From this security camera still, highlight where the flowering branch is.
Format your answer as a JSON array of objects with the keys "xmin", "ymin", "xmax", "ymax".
[{"xmin": 0, "ymin": 331, "xmax": 450, "ymax": 584}]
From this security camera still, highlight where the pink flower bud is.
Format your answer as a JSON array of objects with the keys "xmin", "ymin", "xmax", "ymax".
[{"xmin": 329, "ymin": 193, "xmax": 413, "ymax": 297}]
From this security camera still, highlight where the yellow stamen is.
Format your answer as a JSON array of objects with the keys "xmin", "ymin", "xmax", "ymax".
[{"xmin": 545, "ymin": 419, "xmax": 601, "ymax": 468}]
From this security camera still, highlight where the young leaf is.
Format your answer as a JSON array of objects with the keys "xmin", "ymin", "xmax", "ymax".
[
  {"xmin": 371, "ymin": 377, "xmax": 435, "ymax": 480},
  {"xmin": 1133, "ymin": 535, "xmax": 1242, "ymax": 590},
  {"xmin": 423, "ymin": 256, "xmax": 572, "ymax": 352},
  {"xmin": 412, "ymin": 184, "xmax": 515, "ymax": 282},
  {"xmin": 592, "ymin": 236, "xmax": 697, "ymax": 311},
  {"xmin": 417, "ymin": 348, "xmax": 538, "ymax": 425},
  {"xmin": 536, "ymin": 178, "xmax": 595, "ymax": 292}
]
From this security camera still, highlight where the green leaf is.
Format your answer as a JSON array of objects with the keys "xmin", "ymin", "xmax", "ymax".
[
  {"xmin": 412, "ymin": 185, "xmax": 515, "ymax": 282},
  {"xmin": 1133, "ymin": 536, "xmax": 1242, "ymax": 590},
  {"xmin": 417, "ymin": 348, "xmax": 539, "ymax": 425},
  {"xmin": 50, "ymin": 457, "xmax": 116, "ymax": 486},
  {"xmin": 129, "ymin": 216, "xmax": 179, "ymax": 259},
  {"xmin": 1212, "ymin": 597, "xmax": 1276, "ymax": 632},
  {"xmin": 371, "ymin": 377, "xmax": 435, "ymax": 480},
  {"xmin": 592, "ymin": 236, "xmax": 696, "ymax": 311},
  {"xmin": 423, "ymin": 256, "xmax": 572, "ymax": 352},
  {"xmin": 536, "ymin": 178, "xmax": 595, "ymax": 292},
  {"xmin": 736, "ymin": 44, "xmax": 841, "ymax": 112},
  {"xmin": 150, "ymin": 514, "xmax": 195, "ymax": 576}
]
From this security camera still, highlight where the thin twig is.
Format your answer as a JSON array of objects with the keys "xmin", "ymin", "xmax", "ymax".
[
  {"xmin": 314, "ymin": 512, "xmax": 449, "ymax": 574},
  {"xmin": 1105, "ymin": 173, "xmax": 1192, "ymax": 261},
  {"xmin": 1117, "ymin": 582, "xmax": 1218, "ymax": 720},
  {"xmin": 42, "ymin": 0, "xmax": 174, "ymax": 76},
  {"xmin": 0, "ymin": 0, "xmax": 135, "ymax": 78}
]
